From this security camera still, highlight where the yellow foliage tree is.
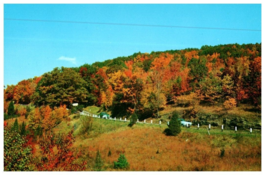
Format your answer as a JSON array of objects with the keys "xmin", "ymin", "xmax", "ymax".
[{"xmin": 223, "ymin": 98, "xmax": 237, "ymax": 110}]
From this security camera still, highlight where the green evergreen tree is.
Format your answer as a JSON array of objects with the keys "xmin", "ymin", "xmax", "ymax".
[
  {"xmin": 165, "ymin": 110, "xmax": 181, "ymax": 136},
  {"xmin": 20, "ymin": 121, "xmax": 26, "ymax": 136},
  {"xmin": 94, "ymin": 150, "xmax": 103, "ymax": 171},
  {"xmin": 114, "ymin": 154, "xmax": 129, "ymax": 169},
  {"xmin": 12, "ymin": 119, "xmax": 19, "ymax": 132},
  {"xmin": 8, "ymin": 101, "xmax": 15, "ymax": 116}
]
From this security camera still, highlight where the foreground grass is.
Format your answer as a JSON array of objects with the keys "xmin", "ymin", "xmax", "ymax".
[
  {"xmin": 5, "ymin": 106, "xmax": 261, "ymax": 171},
  {"xmin": 69, "ymin": 117, "xmax": 261, "ymax": 171}
]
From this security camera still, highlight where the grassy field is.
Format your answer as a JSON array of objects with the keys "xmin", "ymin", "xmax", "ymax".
[
  {"xmin": 6, "ymin": 105, "xmax": 261, "ymax": 171},
  {"xmin": 50, "ymin": 113, "xmax": 260, "ymax": 171},
  {"xmin": 71, "ymin": 118, "xmax": 261, "ymax": 171}
]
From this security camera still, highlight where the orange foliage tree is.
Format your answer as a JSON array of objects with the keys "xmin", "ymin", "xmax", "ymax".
[{"xmin": 36, "ymin": 130, "xmax": 86, "ymax": 171}]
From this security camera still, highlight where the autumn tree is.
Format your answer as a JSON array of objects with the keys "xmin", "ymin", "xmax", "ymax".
[
  {"xmin": 4, "ymin": 85, "xmax": 15, "ymax": 101},
  {"xmin": 4, "ymin": 126, "xmax": 33, "ymax": 171},
  {"xmin": 196, "ymin": 71, "xmax": 223, "ymax": 105},
  {"xmin": 32, "ymin": 67, "xmax": 89, "ymax": 107},
  {"xmin": 144, "ymin": 53, "xmax": 173, "ymax": 117},
  {"xmin": 13, "ymin": 79, "xmax": 36, "ymax": 104},
  {"xmin": 36, "ymin": 130, "xmax": 86, "ymax": 171}
]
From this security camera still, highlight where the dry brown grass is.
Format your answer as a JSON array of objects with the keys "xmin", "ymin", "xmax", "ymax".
[{"xmin": 73, "ymin": 127, "xmax": 261, "ymax": 171}]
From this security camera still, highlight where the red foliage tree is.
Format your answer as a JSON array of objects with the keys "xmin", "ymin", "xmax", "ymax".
[{"xmin": 37, "ymin": 130, "xmax": 86, "ymax": 171}]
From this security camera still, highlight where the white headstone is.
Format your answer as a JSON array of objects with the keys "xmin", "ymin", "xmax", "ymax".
[
  {"xmin": 222, "ymin": 125, "xmax": 224, "ymax": 130},
  {"xmin": 159, "ymin": 121, "xmax": 161, "ymax": 125},
  {"xmin": 235, "ymin": 126, "xmax": 237, "ymax": 131},
  {"xmin": 137, "ymin": 119, "xmax": 139, "ymax": 123},
  {"xmin": 167, "ymin": 121, "xmax": 169, "ymax": 125},
  {"xmin": 151, "ymin": 120, "xmax": 153, "ymax": 124},
  {"xmin": 250, "ymin": 128, "xmax": 252, "ymax": 133},
  {"xmin": 144, "ymin": 119, "xmax": 146, "ymax": 123},
  {"xmin": 114, "ymin": 117, "xmax": 116, "ymax": 120},
  {"xmin": 120, "ymin": 118, "xmax": 122, "ymax": 121},
  {"xmin": 125, "ymin": 118, "xmax": 127, "ymax": 122},
  {"xmin": 198, "ymin": 123, "xmax": 199, "ymax": 128},
  {"xmin": 209, "ymin": 124, "xmax": 211, "ymax": 129}
]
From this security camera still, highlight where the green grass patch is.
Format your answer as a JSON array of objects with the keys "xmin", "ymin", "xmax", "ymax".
[{"xmin": 83, "ymin": 106, "xmax": 103, "ymax": 115}]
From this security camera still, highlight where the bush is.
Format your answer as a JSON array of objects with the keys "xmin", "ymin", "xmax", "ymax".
[
  {"xmin": 79, "ymin": 115, "xmax": 93, "ymax": 135},
  {"xmin": 114, "ymin": 154, "xmax": 129, "ymax": 169},
  {"xmin": 4, "ymin": 113, "xmax": 9, "ymax": 120},
  {"xmin": 128, "ymin": 113, "xmax": 138, "ymax": 127},
  {"xmin": 94, "ymin": 150, "xmax": 103, "ymax": 171},
  {"xmin": 76, "ymin": 104, "xmax": 84, "ymax": 112}
]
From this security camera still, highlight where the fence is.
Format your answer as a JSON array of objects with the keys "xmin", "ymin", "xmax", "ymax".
[{"xmin": 79, "ymin": 111, "xmax": 260, "ymax": 136}]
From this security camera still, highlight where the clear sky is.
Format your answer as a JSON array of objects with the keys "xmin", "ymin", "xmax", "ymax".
[{"xmin": 3, "ymin": 4, "xmax": 261, "ymax": 86}]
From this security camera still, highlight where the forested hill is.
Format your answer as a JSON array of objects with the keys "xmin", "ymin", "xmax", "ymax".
[{"xmin": 4, "ymin": 43, "xmax": 261, "ymax": 118}]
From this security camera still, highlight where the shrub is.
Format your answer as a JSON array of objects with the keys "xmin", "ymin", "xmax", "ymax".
[
  {"xmin": 4, "ymin": 113, "xmax": 9, "ymax": 120},
  {"xmin": 108, "ymin": 149, "xmax": 112, "ymax": 157},
  {"xmin": 94, "ymin": 150, "xmax": 103, "ymax": 171},
  {"xmin": 220, "ymin": 148, "xmax": 225, "ymax": 158},
  {"xmin": 128, "ymin": 113, "xmax": 138, "ymax": 127},
  {"xmin": 223, "ymin": 98, "xmax": 237, "ymax": 110},
  {"xmin": 114, "ymin": 154, "xmax": 129, "ymax": 169},
  {"xmin": 79, "ymin": 115, "xmax": 93, "ymax": 135}
]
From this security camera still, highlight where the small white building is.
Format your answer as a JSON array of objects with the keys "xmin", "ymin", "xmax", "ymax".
[{"xmin": 72, "ymin": 103, "xmax": 78, "ymax": 106}]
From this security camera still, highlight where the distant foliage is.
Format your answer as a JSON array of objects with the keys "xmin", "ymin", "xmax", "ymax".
[{"xmin": 4, "ymin": 43, "xmax": 261, "ymax": 117}]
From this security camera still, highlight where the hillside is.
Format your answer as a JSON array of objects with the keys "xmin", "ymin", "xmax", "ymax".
[
  {"xmin": 4, "ymin": 43, "xmax": 261, "ymax": 171},
  {"xmin": 4, "ymin": 43, "xmax": 261, "ymax": 128}
]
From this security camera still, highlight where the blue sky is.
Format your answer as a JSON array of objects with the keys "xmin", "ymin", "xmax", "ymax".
[{"xmin": 4, "ymin": 4, "xmax": 261, "ymax": 86}]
